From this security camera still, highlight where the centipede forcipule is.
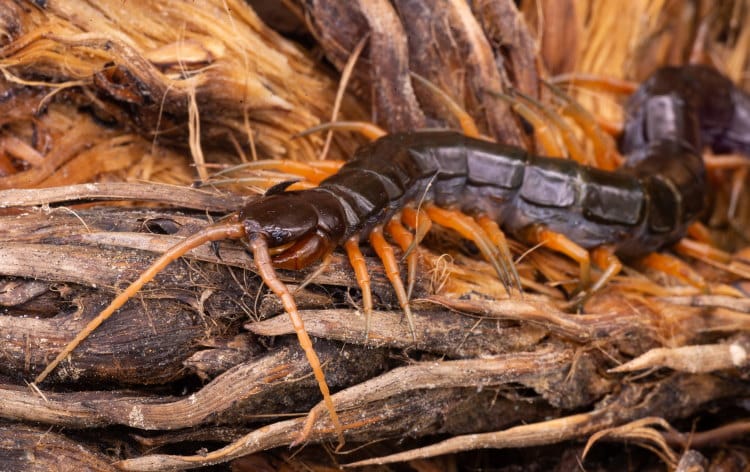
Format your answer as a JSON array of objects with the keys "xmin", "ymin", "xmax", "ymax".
[{"xmin": 32, "ymin": 65, "xmax": 750, "ymax": 446}]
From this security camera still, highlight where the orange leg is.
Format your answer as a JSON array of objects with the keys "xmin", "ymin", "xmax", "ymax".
[
  {"xmin": 296, "ymin": 121, "xmax": 387, "ymax": 142},
  {"xmin": 213, "ymin": 160, "xmax": 339, "ymax": 185},
  {"xmin": 703, "ymin": 154, "xmax": 750, "ymax": 171},
  {"xmin": 547, "ymin": 73, "xmax": 638, "ymax": 95},
  {"xmin": 525, "ymin": 225, "xmax": 591, "ymax": 288},
  {"xmin": 590, "ymin": 247, "xmax": 623, "ymax": 290},
  {"xmin": 675, "ymin": 238, "xmax": 731, "ymax": 265},
  {"xmin": 424, "ymin": 205, "xmax": 513, "ymax": 293},
  {"xmin": 410, "ymin": 72, "xmax": 481, "ymax": 138},
  {"xmin": 386, "ymin": 215, "xmax": 419, "ymax": 299},
  {"xmin": 344, "ymin": 236, "xmax": 374, "ymax": 338},
  {"xmin": 247, "ymin": 234, "xmax": 344, "ymax": 448},
  {"xmin": 34, "ymin": 221, "xmax": 345, "ymax": 448},
  {"xmin": 514, "ymin": 90, "xmax": 592, "ymax": 166},
  {"xmin": 674, "ymin": 239, "xmax": 750, "ymax": 283},
  {"xmin": 488, "ymin": 90, "xmax": 565, "ymax": 157},
  {"xmin": 543, "ymin": 81, "xmax": 622, "ymax": 170},
  {"xmin": 686, "ymin": 222, "xmax": 714, "ymax": 245},
  {"xmin": 566, "ymin": 246, "xmax": 623, "ymax": 307},
  {"xmin": 369, "ymin": 226, "xmax": 416, "ymax": 340},
  {"xmin": 476, "ymin": 215, "xmax": 522, "ymax": 294},
  {"xmin": 401, "ymin": 207, "xmax": 432, "ymax": 247},
  {"xmin": 640, "ymin": 252, "xmax": 707, "ymax": 289}
]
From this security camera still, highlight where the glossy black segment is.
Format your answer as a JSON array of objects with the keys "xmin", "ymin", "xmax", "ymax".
[
  {"xmin": 322, "ymin": 169, "xmax": 389, "ymax": 222},
  {"xmin": 466, "ymin": 143, "xmax": 526, "ymax": 189},
  {"xmin": 582, "ymin": 168, "xmax": 643, "ymax": 225},
  {"xmin": 519, "ymin": 156, "xmax": 578, "ymax": 208}
]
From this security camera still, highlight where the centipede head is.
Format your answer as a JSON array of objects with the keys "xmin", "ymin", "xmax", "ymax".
[{"xmin": 238, "ymin": 192, "xmax": 345, "ymax": 270}]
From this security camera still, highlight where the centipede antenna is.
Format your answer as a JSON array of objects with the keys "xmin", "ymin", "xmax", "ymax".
[
  {"xmin": 344, "ymin": 237, "xmax": 374, "ymax": 339},
  {"xmin": 319, "ymin": 34, "xmax": 369, "ymax": 161},
  {"xmin": 369, "ymin": 226, "xmax": 417, "ymax": 341},
  {"xmin": 33, "ymin": 221, "xmax": 247, "ymax": 385},
  {"xmin": 247, "ymin": 233, "xmax": 345, "ymax": 448}
]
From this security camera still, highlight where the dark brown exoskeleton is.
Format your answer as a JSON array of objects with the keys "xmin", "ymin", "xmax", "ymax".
[{"xmin": 34, "ymin": 65, "xmax": 750, "ymax": 445}]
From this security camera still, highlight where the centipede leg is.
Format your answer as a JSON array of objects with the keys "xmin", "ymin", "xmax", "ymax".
[
  {"xmin": 386, "ymin": 215, "xmax": 419, "ymax": 299},
  {"xmin": 369, "ymin": 225, "xmax": 416, "ymax": 340},
  {"xmin": 548, "ymin": 73, "xmax": 638, "ymax": 95},
  {"xmin": 514, "ymin": 91, "xmax": 592, "ymax": 166},
  {"xmin": 673, "ymin": 239, "xmax": 750, "ymax": 283},
  {"xmin": 424, "ymin": 205, "xmax": 513, "ymax": 294},
  {"xmin": 543, "ymin": 81, "xmax": 622, "ymax": 170},
  {"xmin": 344, "ymin": 237, "xmax": 374, "ymax": 339},
  {"xmin": 490, "ymin": 90, "xmax": 565, "ymax": 157},
  {"xmin": 566, "ymin": 246, "xmax": 623, "ymax": 307},
  {"xmin": 641, "ymin": 251, "xmax": 746, "ymax": 296},
  {"xmin": 296, "ymin": 121, "xmax": 387, "ymax": 142},
  {"xmin": 686, "ymin": 222, "xmax": 714, "ymax": 245},
  {"xmin": 675, "ymin": 238, "xmax": 731, "ymax": 264},
  {"xmin": 247, "ymin": 234, "xmax": 344, "ymax": 447},
  {"xmin": 410, "ymin": 72, "xmax": 481, "ymax": 138},
  {"xmin": 401, "ymin": 207, "xmax": 432, "ymax": 247},
  {"xmin": 525, "ymin": 225, "xmax": 592, "ymax": 289},
  {"xmin": 640, "ymin": 252, "xmax": 707, "ymax": 290},
  {"xmin": 476, "ymin": 215, "xmax": 523, "ymax": 295}
]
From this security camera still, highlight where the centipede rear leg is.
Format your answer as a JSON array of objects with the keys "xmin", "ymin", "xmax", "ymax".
[
  {"xmin": 423, "ymin": 205, "xmax": 516, "ymax": 295},
  {"xmin": 543, "ymin": 81, "xmax": 623, "ymax": 170},
  {"xmin": 519, "ymin": 225, "xmax": 631, "ymax": 306}
]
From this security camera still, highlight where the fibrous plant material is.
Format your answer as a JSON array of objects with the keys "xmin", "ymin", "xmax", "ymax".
[
  {"xmin": 1, "ymin": 1, "xmax": 750, "ymax": 471},
  {"xmin": 0, "ymin": 0, "xmax": 365, "ymax": 186}
]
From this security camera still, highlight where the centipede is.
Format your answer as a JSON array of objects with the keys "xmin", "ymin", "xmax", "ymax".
[{"xmin": 32, "ymin": 64, "xmax": 750, "ymax": 446}]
